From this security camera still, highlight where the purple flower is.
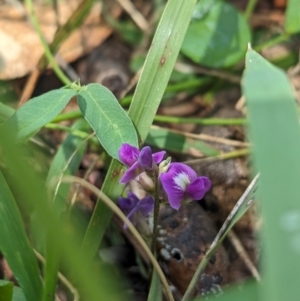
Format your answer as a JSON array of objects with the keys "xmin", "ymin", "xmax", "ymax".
[
  {"xmin": 118, "ymin": 143, "xmax": 165, "ymax": 184},
  {"xmin": 159, "ymin": 163, "xmax": 211, "ymax": 210},
  {"xmin": 118, "ymin": 192, "xmax": 154, "ymax": 227}
]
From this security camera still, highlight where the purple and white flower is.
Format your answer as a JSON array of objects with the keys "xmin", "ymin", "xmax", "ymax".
[
  {"xmin": 159, "ymin": 162, "xmax": 211, "ymax": 210},
  {"xmin": 118, "ymin": 192, "xmax": 154, "ymax": 227},
  {"xmin": 118, "ymin": 143, "xmax": 165, "ymax": 184}
]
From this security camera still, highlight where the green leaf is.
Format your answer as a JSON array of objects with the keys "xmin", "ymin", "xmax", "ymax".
[
  {"xmin": 0, "ymin": 281, "xmax": 26, "ymax": 301},
  {"xmin": 146, "ymin": 127, "xmax": 219, "ymax": 156},
  {"xmin": 0, "ymin": 280, "xmax": 13, "ymax": 301},
  {"xmin": 0, "ymin": 172, "xmax": 43, "ymax": 301},
  {"xmin": 285, "ymin": 0, "xmax": 300, "ymax": 33},
  {"xmin": 181, "ymin": 0, "xmax": 251, "ymax": 68},
  {"xmin": 194, "ymin": 281, "xmax": 258, "ymax": 301},
  {"xmin": 46, "ymin": 119, "xmax": 89, "ymax": 214},
  {"xmin": 2, "ymin": 88, "xmax": 76, "ymax": 141},
  {"xmin": 12, "ymin": 287, "xmax": 26, "ymax": 301},
  {"xmin": 77, "ymin": 83, "xmax": 138, "ymax": 160},
  {"xmin": 147, "ymin": 270, "xmax": 162, "ymax": 301},
  {"xmin": 242, "ymin": 48, "xmax": 300, "ymax": 300}
]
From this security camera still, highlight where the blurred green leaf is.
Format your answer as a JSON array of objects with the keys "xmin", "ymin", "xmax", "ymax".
[
  {"xmin": 181, "ymin": 0, "xmax": 251, "ymax": 68},
  {"xmin": 0, "ymin": 281, "xmax": 26, "ymax": 301},
  {"xmin": 147, "ymin": 270, "xmax": 162, "ymax": 301},
  {"xmin": 1, "ymin": 88, "xmax": 76, "ymax": 142},
  {"xmin": 285, "ymin": 0, "xmax": 300, "ymax": 33},
  {"xmin": 12, "ymin": 287, "xmax": 26, "ymax": 301},
  {"xmin": 0, "ymin": 133, "xmax": 126, "ymax": 301},
  {"xmin": 78, "ymin": 83, "xmax": 138, "ymax": 160},
  {"xmin": 0, "ymin": 280, "xmax": 13, "ymax": 301},
  {"xmin": 46, "ymin": 119, "xmax": 89, "ymax": 214},
  {"xmin": 243, "ymin": 48, "xmax": 300, "ymax": 300},
  {"xmin": 195, "ymin": 281, "xmax": 259, "ymax": 301},
  {"xmin": 0, "ymin": 172, "xmax": 43, "ymax": 301},
  {"xmin": 147, "ymin": 126, "xmax": 219, "ymax": 156},
  {"xmin": 0, "ymin": 102, "xmax": 14, "ymax": 122}
]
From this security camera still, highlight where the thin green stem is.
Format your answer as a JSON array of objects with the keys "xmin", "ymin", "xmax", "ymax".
[
  {"xmin": 154, "ymin": 115, "xmax": 246, "ymax": 125},
  {"xmin": 51, "ymin": 109, "xmax": 247, "ymax": 126},
  {"xmin": 254, "ymin": 33, "xmax": 290, "ymax": 52},
  {"xmin": 184, "ymin": 148, "xmax": 250, "ymax": 164},
  {"xmin": 244, "ymin": 0, "xmax": 258, "ymax": 21},
  {"xmin": 120, "ymin": 77, "xmax": 212, "ymax": 106},
  {"xmin": 24, "ymin": 0, "xmax": 72, "ymax": 85},
  {"xmin": 45, "ymin": 123, "xmax": 98, "ymax": 145}
]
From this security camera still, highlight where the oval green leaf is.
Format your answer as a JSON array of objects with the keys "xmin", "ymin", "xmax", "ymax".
[
  {"xmin": 181, "ymin": 0, "xmax": 251, "ymax": 68},
  {"xmin": 77, "ymin": 83, "xmax": 138, "ymax": 160},
  {"xmin": 0, "ymin": 172, "xmax": 43, "ymax": 301},
  {"xmin": 2, "ymin": 88, "xmax": 76, "ymax": 142}
]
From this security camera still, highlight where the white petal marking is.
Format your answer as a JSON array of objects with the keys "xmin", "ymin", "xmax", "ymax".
[{"xmin": 173, "ymin": 172, "xmax": 190, "ymax": 191}]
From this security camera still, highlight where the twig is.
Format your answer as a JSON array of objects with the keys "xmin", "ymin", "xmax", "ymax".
[
  {"xmin": 116, "ymin": 0, "xmax": 149, "ymax": 31},
  {"xmin": 151, "ymin": 125, "xmax": 249, "ymax": 148},
  {"xmin": 227, "ymin": 230, "xmax": 260, "ymax": 281}
]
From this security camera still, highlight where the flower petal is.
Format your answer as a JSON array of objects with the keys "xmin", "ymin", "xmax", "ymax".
[
  {"xmin": 118, "ymin": 143, "xmax": 139, "ymax": 167},
  {"xmin": 120, "ymin": 161, "xmax": 141, "ymax": 184},
  {"xmin": 118, "ymin": 192, "xmax": 139, "ymax": 211},
  {"xmin": 186, "ymin": 177, "xmax": 211, "ymax": 200},
  {"xmin": 139, "ymin": 146, "xmax": 153, "ymax": 170},
  {"xmin": 160, "ymin": 170, "xmax": 185, "ymax": 210},
  {"xmin": 152, "ymin": 151, "xmax": 166, "ymax": 164},
  {"xmin": 137, "ymin": 195, "xmax": 155, "ymax": 216},
  {"xmin": 202, "ymin": 176, "xmax": 212, "ymax": 191}
]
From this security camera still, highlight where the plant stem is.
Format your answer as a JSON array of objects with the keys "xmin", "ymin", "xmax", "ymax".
[
  {"xmin": 150, "ymin": 176, "xmax": 160, "ymax": 254},
  {"xmin": 244, "ymin": 0, "xmax": 258, "ymax": 21},
  {"xmin": 254, "ymin": 33, "xmax": 290, "ymax": 52},
  {"xmin": 154, "ymin": 115, "xmax": 246, "ymax": 125},
  {"xmin": 24, "ymin": 0, "xmax": 72, "ymax": 85},
  {"xmin": 51, "ymin": 109, "xmax": 247, "ymax": 125}
]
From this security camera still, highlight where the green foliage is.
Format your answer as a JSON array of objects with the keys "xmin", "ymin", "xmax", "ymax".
[
  {"xmin": 242, "ymin": 48, "xmax": 300, "ymax": 301},
  {"xmin": 0, "ymin": 280, "xmax": 26, "ymax": 301},
  {"xmin": 147, "ymin": 127, "xmax": 219, "ymax": 156},
  {"xmin": 2, "ymin": 89, "xmax": 76, "ymax": 141},
  {"xmin": 46, "ymin": 119, "xmax": 89, "ymax": 214},
  {"xmin": 0, "ymin": 280, "xmax": 13, "ymax": 301},
  {"xmin": 0, "ymin": 0, "xmax": 299, "ymax": 300},
  {"xmin": 79, "ymin": 0, "xmax": 199, "ymax": 263},
  {"xmin": 0, "ymin": 173, "xmax": 43, "ymax": 301},
  {"xmin": 181, "ymin": 0, "xmax": 251, "ymax": 68},
  {"xmin": 78, "ymin": 84, "xmax": 138, "ymax": 160},
  {"xmin": 285, "ymin": 0, "xmax": 300, "ymax": 33}
]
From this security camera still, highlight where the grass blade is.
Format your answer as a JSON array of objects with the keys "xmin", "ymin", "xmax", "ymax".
[
  {"xmin": 242, "ymin": 47, "xmax": 300, "ymax": 301},
  {"xmin": 0, "ymin": 172, "xmax": 43, "ymax": 301}
]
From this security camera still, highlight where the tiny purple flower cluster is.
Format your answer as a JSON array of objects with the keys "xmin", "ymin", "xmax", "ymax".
[{"xmin": 117, "ymin": 143, "xmax": 211, "ymax": 222}]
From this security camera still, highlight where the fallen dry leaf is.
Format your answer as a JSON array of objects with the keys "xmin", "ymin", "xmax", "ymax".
[{"xmin": 0, "ymin": 1, "xmax": 120, "ymax": 79}]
